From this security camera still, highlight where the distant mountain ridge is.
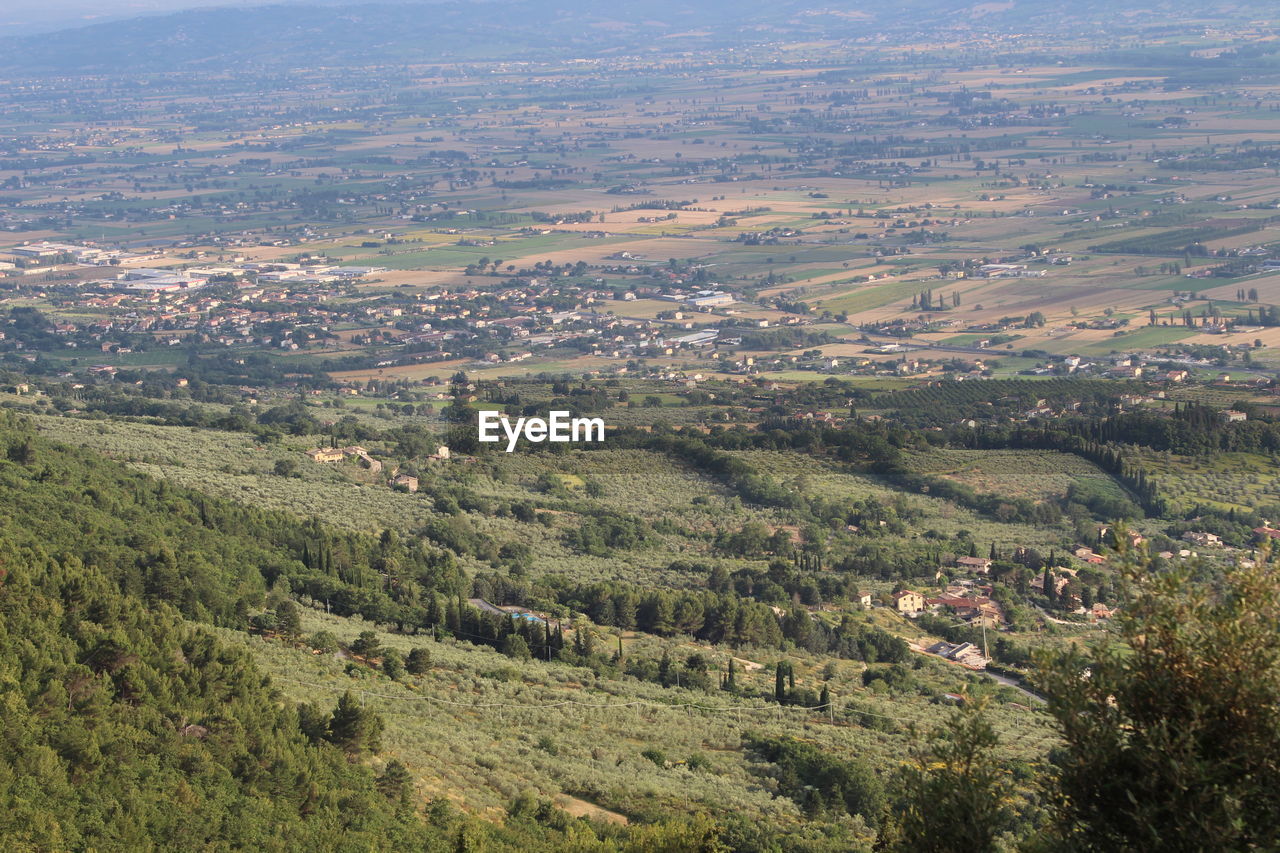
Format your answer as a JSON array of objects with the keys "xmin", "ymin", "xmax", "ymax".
[{"xmin": 0, "ymin": 0, "xmax": 1250, "ymax": 73}]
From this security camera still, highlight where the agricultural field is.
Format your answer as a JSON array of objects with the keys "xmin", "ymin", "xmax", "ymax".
[
  {"xmin": 26, "ymin": 404, "xmax": 1095, "ymax": 590},
  {"xmin": 1126, "ymin": 446, "xmax": 1280, "ymax": 513},
  {"xmin": 231, "ymin": 607, "xmax": 1058, "ymax": 822},
  {"xmin": 902, "ymin": 449, "xmax": 1130, "ymax": 506},
  {"xmin": 30, "ymin": 415, "xmax": 441, "ymax": 532},
  {"xmin": 727, "ymin": 450, "xmax": 1070, "ymax": 550},
  {"xmin": 1071, "ymin": 326, "xmax": 1196, "ymax": 356}
]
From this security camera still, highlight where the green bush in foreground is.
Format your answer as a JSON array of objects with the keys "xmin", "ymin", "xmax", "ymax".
[{"xmin": 1035, "ymin": 547, "xmax": 1280, "ymax": 851}]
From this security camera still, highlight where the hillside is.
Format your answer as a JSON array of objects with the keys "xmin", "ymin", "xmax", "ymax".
[
  {"xmin": 0, "ymin": 408, "xmax": 1058, "ymax": 848},
  {"xmin": 0, "ymin": 0, "xmax": 1255, "ymax": 73},
  {"xmin": 0, "ymin": 454, "xmax": 436, "ymax": 848}
]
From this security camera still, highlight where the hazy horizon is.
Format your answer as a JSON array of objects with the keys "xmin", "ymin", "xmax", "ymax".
[{"xmin": 0, "ymin": 0, "xmax": 236, "ymax": 32}]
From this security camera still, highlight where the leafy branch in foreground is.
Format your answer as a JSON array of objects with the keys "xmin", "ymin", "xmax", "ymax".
[
  {"xmin": 1034, "ymin": 539, "xmax": 1280, "ymax": 851},
  {"xmin": 888, "ymin": 695, "xmax": 1017, "ymax": 852}
]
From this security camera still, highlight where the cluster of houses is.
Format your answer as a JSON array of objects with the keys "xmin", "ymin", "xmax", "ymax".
[
  {"xmin": 891, "ymin": 586, "xmax": 1005, "ymax": 628},
  {"xmin": 884, "ymin": 546, "xmax": 1128, "ymax": 640},
  {"xmin": 306, "ymin": 445, "xmax": 384, "ymax": 472},
  {"xmin": 13, "ymin": 243, "xmax": 777, "ymax": 366},
  {"xmin": 305, "ymin": 443, "xmax": 450, "ymax": 492}
]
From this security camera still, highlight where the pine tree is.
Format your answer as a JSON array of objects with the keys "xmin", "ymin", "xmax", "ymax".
[
  {"xmin": 376, "ymin": 759, "xmax": 413, "ymax": 806},
  {"xmin": 275, "ymin": 600, "xmax": 303, "ymax": 637},
  {"xmin": 350, "ymin": 630, "xmax": 381, "ymax": 659},
  {"xmin": 1039, "ymin": 558, "xmax": 1280, "ymax": 848},
  {"xmin": 381, "ymin": 649, "xmax": 405, "ymax": 679},
  {"xmin": 328, "ymin": 691, "xmax": 380, "ymax": 753},
  {"xmin": 406, "ymin": 647, "xmax": 431, "ymax": 675},
  {"xmin": 502, "ymin": 634, "xmax": 531, "ymax": 661},
  {"xmin": 426, "ymin": 594, "xmax": 443, "ymax": 632}
]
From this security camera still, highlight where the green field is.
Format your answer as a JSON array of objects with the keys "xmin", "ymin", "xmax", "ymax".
[
  {"xmin": 903, "ymin": 448, "xmax": 1129, "ymax": 504},
  {"xmin": 811, "ymin": 280, "xmax": 928, "ymax": 315},
  {"xmin": 1073, "ymin": 325, "xmax": 1194, "ymax": 356},
  {"xmin": 1127, "ymin": 447, "xmax": 1280, "ymax": 512}
]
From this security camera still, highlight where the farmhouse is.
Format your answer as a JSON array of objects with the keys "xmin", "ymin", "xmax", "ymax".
[
  {"xmin": 927, "ymin": 594, "xmax": 1004, "ymax": 626},
  {"xmin": 1072, "ymin": 545, "xmax": 1106, "ymax": 564},
  {"xmin": 955, "ymin": 556, "xmax": 993, "ymax": 573},
  {"xmin": 307, "ymin": 445, "xmax": 384, "ymax": 471},
  {"xmin": 392, "ymin": 474, "xmax": 419, "ymax": 493},
  {"xmin": 1100, "ymin": 527, "xmax": 1145, "ymax": 549},
  {"xmin": 466, "ymin": 598, "xmax": 508, "ymax": 618},
  {"xmin": 1031, "ymin": 573, "xmax": 1072, "ymax": 596},
  {"xmin": 347, "ymin": 447, "xmax": 382, "ymax": 473},
  {"xmin": 893, "ymin": 590, "xmax": 925, "ymax": 615}
]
